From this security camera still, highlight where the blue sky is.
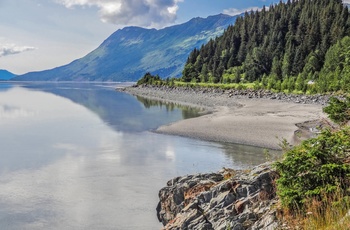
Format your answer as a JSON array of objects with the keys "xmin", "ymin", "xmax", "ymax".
[{"xmin": 0, "ymin": 0, "xmax": 318, "ymax": 74}]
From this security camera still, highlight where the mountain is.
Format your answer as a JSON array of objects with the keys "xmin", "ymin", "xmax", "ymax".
[
  {"xmin": 0, "ymin": 70, "xmax": 16, "ymax": 80},
  {"xmin": 14, "ymin": 14, "xmax": 238, "ymax": 82}
]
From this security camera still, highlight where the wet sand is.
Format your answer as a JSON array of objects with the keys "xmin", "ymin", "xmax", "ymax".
[{"xmin": 121, "ymin": 86, "xmax": 326, "ymax": 150}]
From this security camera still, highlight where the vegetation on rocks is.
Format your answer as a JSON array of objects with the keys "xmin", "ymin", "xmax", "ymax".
[
  {"xmin": 273, "ymin": 96, "xmax": 350, "ymax": 229},
  {"xmin": 274, "ymin": 127, "xmax": 350, "ymax": 210}
]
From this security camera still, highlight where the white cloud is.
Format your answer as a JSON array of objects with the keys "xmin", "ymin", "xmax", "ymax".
[
  {"xmin": 0, "ymin": 44, "xmax": 36, "ymax": 57},
  {"xmin": 56, "ymin": 0, "xmax": 183, "ymax": 28},
  {"xmin": 223, "ymin": 6, "xmax": 262, "ymax": 16}
]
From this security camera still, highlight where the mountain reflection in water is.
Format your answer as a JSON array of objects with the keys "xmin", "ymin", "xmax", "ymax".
[{"xmin": 0, "ymin": 82, "xmax": 279, "ymax": 229}]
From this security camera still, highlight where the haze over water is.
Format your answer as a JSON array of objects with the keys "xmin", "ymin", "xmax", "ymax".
[{"xmin": 0, "ymin": 83, "xmax": 272, "ymax": 229}]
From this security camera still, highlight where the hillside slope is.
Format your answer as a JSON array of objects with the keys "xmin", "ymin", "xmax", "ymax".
[
  {"xmin": 182, "ymin": 0, "xmax": 350, "ymax": 90},
  {"xmin": 15, "ymin": 14, "xmax": 238, "ymax": 82},
  {"xmin": 0, "ymin": 70, "xmax": 16, "ymax": 80}
]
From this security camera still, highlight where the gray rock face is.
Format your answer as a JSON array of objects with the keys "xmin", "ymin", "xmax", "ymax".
[{"xmin": 157, "ymin": 163, "xmax": 280, "ymax": 230}]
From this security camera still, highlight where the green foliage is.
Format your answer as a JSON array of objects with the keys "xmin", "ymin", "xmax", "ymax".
[
  {"xmin": 323, "ymin": 97, "xmax": 350, "ymax": 126},
  {"xmin": 181, "ymin": 0, "xmax": 350, "ymax": 93},
  {"xmin": 275, "ymin": 127, "xmax": 350, "ymax": 211},
  {"xmin": 182, "ymin": 63, "xmax": 197, "ymax": 82},
  {"xmin": 136, "ymin": 72, "xmax": 163, "ymax": 85},
  {"xmin": 172, "ymin": 81, "xmax": 255, "ymax": 90},
  {"xmin": 317, "ymin": 37, "xmax": 350, "ymax": 92},
  {"xmin": 222, "ymin": 66, "xmax": 243, "ymax": 83}
]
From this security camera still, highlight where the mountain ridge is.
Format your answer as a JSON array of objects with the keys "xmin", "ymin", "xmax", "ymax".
[
  {"xmin": 0, "ymin": 70, "xmax": 16, "ymax": 80},
  {"xmin": 14, "ymin": 13, "xmax": 238, "ymax": 82}
]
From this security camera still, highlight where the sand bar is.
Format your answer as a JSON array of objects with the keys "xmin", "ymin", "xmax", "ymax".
[{"xmin": 120, "ymin": 86, "xmax": 326, "ymax": 150}]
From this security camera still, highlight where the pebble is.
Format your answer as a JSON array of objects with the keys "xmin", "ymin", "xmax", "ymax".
[{"xmin": 119, "ymin": 85, "xmax": 332, "ymax": 107}]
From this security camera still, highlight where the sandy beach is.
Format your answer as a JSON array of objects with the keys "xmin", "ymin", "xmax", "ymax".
[{"xmin": 120, "ymin": 86, "xmax": 327, "ymax": 150}]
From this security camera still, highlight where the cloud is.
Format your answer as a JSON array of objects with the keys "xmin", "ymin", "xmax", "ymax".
[
  {"xmin": 0, "ymin": 44, "xmax": 36, "ymax": 57},
  {"xmin": 56, "ymin": 0, "xmax": 183, "ymax": 28},
  {"xmin": 223, "ymin": 6, "xmax": 262, "ymax": 16}
]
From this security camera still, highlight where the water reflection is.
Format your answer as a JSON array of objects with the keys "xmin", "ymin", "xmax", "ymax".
[
  {"xmin": 219, "ymin": 142, "xmax": 281, "ymax": 168},
  {"xmin": 0, "ymin": 83, "xmax": 13, "ymax": 92},
  {"xmin": 0, "ymin": 83, "xmax": 279, "ymax": 229},
  {"xmin": 135, "ymin": 95, "xmax": 202, "ymax": 119},
  {"xmin": 19, "ymin": 82, "xmax": 200, "ymax": 132}
]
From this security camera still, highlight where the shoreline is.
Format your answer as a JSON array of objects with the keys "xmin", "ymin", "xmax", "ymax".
[{"xmin": 119, "ymin": 85, "xmax": 328, "ymax": 150}]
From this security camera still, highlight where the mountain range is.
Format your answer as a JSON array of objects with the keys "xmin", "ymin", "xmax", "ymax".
[
  {"xmin": 0, "ymin": 70, "xmax": 16, "ymax": 80},
  {"xmin": 13, "ymin": 14, "xmax": 238, "ymax": 82}
]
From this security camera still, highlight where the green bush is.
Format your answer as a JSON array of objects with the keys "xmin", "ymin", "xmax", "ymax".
[
  {"xmin": 323, "ymin": 97, "xmax": 350, "ymax": 126},
  {"xmin": 275, "ymin": 127, "xmax": 350, "ymax": 211},
  {"xmin": 136, "ymin": 72, "xmax": 162, "ymax": 85}
]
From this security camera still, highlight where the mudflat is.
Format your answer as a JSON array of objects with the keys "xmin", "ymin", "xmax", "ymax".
[{"xmin": 121, "ymin": 86, "xmax": 326, "ymax": 149}]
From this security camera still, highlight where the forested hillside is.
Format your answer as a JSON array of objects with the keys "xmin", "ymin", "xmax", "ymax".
[{"xmin": 182, "ymin": 0, "xmax": 350, "ymax": 93}]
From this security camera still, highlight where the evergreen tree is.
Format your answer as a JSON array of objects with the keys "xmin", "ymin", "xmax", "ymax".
[{"xmin": 180, "ymin": 0, "xmax": 350, "ymax": 92}]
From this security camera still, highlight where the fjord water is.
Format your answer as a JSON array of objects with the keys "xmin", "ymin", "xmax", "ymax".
[{"xmin": 0, "ymin": 83, "xmax": 272, "ymax": 229}]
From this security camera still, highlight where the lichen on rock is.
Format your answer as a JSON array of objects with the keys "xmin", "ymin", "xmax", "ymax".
[{"xmin": 156, "ymin": 163, "xmax": 280, "ymax": 230}]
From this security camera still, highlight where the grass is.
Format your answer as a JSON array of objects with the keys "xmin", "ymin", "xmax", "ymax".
[{"xmin": 278, "ymin": 189, "xmax": 350, "ymax": 230}]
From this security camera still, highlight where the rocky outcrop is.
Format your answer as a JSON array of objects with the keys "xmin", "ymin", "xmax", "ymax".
[{"xmin": 157, "ymin": 163, "xmax": 280, "ymax": 230}]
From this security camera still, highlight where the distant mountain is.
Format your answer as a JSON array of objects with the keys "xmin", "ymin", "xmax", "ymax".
[
  {"xmin": 0, "ymin": 70, "xmax": 16, "ymax": 80},
  {"xmin": 14, "ymin": 14, "xmax": 238, "ymax": 82}
]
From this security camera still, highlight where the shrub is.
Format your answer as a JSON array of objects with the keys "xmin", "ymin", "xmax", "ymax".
[
  {"xmin": 136, "ymin": 72, "xmax": 162, "ymax": 85},
  {"xmin": 274, "ymin": 127, "xmax": 350, "ymax": 211},
  {"xmin": 323, "ymin": 97, "xmax": 350, "ymax": 126}
]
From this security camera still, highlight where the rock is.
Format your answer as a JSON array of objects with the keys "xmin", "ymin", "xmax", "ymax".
[
  {"xmin": 156, "ymin": 162, "xmax": 281, "ymax": 229},
  {"xmin": 119, "ymin": 85, "xmax": 332, "ymax": 107}
]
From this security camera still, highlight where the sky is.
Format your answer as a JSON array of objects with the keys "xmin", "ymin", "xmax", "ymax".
[{"xmin": 1, "ymin": 0, "xmax": 346, "ymax": 75}]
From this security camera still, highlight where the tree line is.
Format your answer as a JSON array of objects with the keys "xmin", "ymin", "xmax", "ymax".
[{"xmin": 181, "ymin": 0, "xmax": 350, "ymax": 93}]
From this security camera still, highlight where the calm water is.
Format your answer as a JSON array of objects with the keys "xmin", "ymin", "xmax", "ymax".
[{"xmin": 0, "ymin": 82, "xmax": 276, "ymax": 229}]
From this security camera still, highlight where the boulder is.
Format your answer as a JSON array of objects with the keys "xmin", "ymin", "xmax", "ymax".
[{"xmin": 157, "ymin": 163, "xmax": 281, "ymax": 230}]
